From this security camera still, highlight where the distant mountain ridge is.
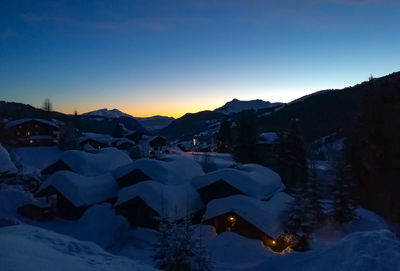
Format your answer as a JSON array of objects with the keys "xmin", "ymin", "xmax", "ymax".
[
  {"xmin": 82, "ymin": 108, "xmax": 131, "ymax": 119},
  {"xmin": 215, "ymin": 98, "xmax": 283, "ymax": 114},
  {"xmin": 82, "ymin": 108, "xmax": 174, "ymax": 131}
]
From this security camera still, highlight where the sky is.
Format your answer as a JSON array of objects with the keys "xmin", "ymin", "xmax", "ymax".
[{"xmin": 1, "ymin": 0, "xmax": 399, "ymax": 118}]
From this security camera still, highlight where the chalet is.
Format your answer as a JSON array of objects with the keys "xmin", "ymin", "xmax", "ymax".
[
  {"xmin": 113, "ymin": 155, "xmax": 204, "ymax": 188},
  {"xmin": 35, "ymin": 171, "xmax": 118, "ymax": 220},
  {"xmin": 4, "ymin": 118, "xmax": 59, "ymax": 146},
  {"xmin": 41, "ymin": 147, "xmax": 132, "ymax": 176},
  {"xmin": 203, "ymin": 193, "xmax": 293, "ymax": 251},
  {"xmin": 79, "ymin": 132, "xmax": 115, "ymax": 149},
  {"xmin": 0, "ymin": 144, "xmax": 17, "ymax": 177},
  {"xmin": 148, "ymin": 135, "xmax": 167, "ymax": 153},
  {"xmin": 125, "ymin": 131, "xmax": 143, "ymax": 143},
  {"xmin": 114, "ymin": 181, "xmax": 203, "ymax": 229},
  {"xmin": 191, "ymin": 164, "xmax": 284, "ymax": 204}
]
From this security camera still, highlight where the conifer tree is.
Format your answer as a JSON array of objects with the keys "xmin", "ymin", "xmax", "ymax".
[
  {"xmin": 234, "ymin": 110, "xmax": 258, "ymax": 163},
  {"xmin": 112, "ymin": 123, "xmax": 123, "ymax": 138},
  {"xmin": 330, "ymin": 154, "xmax": 358, "ymax": 224},
  {"xmin": 216, "ymin": 118, "xmax": 232, "ymax": 153}
]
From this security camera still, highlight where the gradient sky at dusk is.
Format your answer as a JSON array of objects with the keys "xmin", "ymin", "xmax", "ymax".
[{"xmin": 1, "ymin": 0, "xmax": 399, "ymax": 118}]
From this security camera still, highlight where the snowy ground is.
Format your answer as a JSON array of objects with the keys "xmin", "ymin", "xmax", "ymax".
[
  {"xmin": 1, "ymin": 146, "xmax": 400, "ymax": 271},
  {"xmin": 1, "ymin": 182, "xmax": 399, "ymax": 271}
]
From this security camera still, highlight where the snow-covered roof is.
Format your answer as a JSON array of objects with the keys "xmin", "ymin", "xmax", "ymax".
[
  {"xmin": 115, "ymin": 181, "xmax": 203, "ymax": 220},
  {"xmin": 114, "ymin": 138, "xmax": 136, "ymax": 147},
  {"xmin": 5, "ymin": 118, "xmax": 58, "ymax": 128},
  {"xmin": 79, "ymin": 132, "xmax": 116, "ymax": 146},
  {"xmin": 37, "ymin": 171, "xmax": 118, "ymax": 207},
  {"xmin": 203, "ymin": 193, "xmax": 294, "ymax": 239},
  {"xmin": 191, "ymin": 164, "xmax": 284, "ymax": 200},
  {"xmin": 0, "ymin": 144, "xmax": 17, "ymax": 174},
  {"xmin": 113, "ymin": 155, "xmax": 204, "ymax": 185},
  {"xmin": 258, "ymin": 132, "xmax": 278, "ymax": 145},
  {"xmin": 57, "ymin": 147, "xmax": 132, "ymax": 176}
]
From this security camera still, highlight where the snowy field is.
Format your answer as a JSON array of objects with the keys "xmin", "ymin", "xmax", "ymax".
[{"xmin": 0, "ymin": 146, "xmax": 399, "ymax": 271}]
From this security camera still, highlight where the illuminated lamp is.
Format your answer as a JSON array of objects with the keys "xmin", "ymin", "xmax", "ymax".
[
  {"xmin": 227, "ymin": 216, "xmax": 236, "ymax": 222},
  {"xmin": 29, "ymin": 140, "xmax": 33, "ymax": 144},
  {"xmin": 272, "ymin": 240, "xmax": 276, "ymax": 245}
]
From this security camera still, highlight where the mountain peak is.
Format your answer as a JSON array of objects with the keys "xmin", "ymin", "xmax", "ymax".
[
  {"xmin": 215, "ymin": 99, "xmax": 279, "ymax": 114},
  {"xmin": 82, "ymin": 108, "xmax": 133, "ymax": 119}
]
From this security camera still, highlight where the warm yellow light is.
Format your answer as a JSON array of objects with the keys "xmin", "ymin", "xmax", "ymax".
[
  {"xmin": 272, "ymin": 240, "xmax": 276, "ymax": 245},
  {"xmin": 26, "ymin": 131, "xmax": 30, "ymax": 136},
  {"xmin": 228, "ymin": 216, "xmax": 236, "ymax": 222},
  {"xmin": 29, "ymin": 140, "xmax": 33, "ymax": 144}
]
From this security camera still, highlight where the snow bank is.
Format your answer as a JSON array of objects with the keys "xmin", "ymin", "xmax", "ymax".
[
  {"xmin": 0, "ymin": 184, "xmax": 33, "ymax": 219},
  {"xmin": 204, "ymin": 193, "xmax": 293, "ymax": 239},
  {"xmin": 115, "ymin": 181, "xmax": 203, "ymax": 220},
  {"xmin": 58, "ymin": 147, "xmax": 132, "ymax": 176},
  {"xmin": 0, "ymin": 145, "xmax": 17, "ymax": 174},
  {"xmin": 191, "ymin": 164, "xmax": 284, "ymax": 200},
  {"xmin": 11, "ymin": 146, "xmax": 61, "ymax": 174},
  {"xmin": 0, "ymin": 225, "xmax": 157, "ymax": 271},
  {"xmin": 37, "ymin": 171, "xmax": 118, "ymax": 207},
  {"xmin": 208, "ymin": 232, "xmax": 273, "ymax": 269},
  {"xmin": 114, "ymin": 155, "xmax": 204, "ymax": 185},
  {"xmin": 251, "ymin": 230, "xmax": 400, "ymax": 271}
]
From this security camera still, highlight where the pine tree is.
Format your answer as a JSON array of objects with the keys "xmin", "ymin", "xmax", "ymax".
[
  {"xmin": 330, "ymin": 154, "xmax": 358, "ymax": 224},
  {"xmin": 112, "ymin": 123, "xmax": 123, "ymax": 138},
  {"xmin": 58, "ymin": 124, "xmax": 80, "ymax": 151},
  {"xmin": 153, "ymin": 218, "xmax": 172, "ymax": 270},
  {"xmin": 216, "ymin": 118, "xmax": 232, "ymax": 153},
  {"xmin": 153, "ymin": 215, "xmax": 213, "ymax": 271},
  {"xmin": 73, "ymin": 109, "xmax": 82, "ymax": 134},
  {"xmin": 274, "ymin": 120, "xmax": 308, "ymax": 192},
  {"xmin": 234, "ymin": 111, "xmax": 258, "ymax": 163},
  {"xmin": 305, "ymin": 161, "xmax": 324, "ymax": 226},
  {"xmin": 284, "ymin": 186, "xmax": 311, "ymax": 251}
]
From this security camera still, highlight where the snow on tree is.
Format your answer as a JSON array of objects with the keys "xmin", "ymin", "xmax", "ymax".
[
  {"xmin": 153, "ymin": 213, "xmax": 213, "ymax": 271},
  {"xmin": 330, "ymin": 154, "xmax": 358, "ymax": 224}
]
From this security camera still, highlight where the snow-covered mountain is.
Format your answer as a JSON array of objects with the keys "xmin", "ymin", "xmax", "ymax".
[
  {"xmin": 82, "ymin": 108, "xmax": 132, "ymax": 119},
  {"xmin": 215, "ymin": 99, "xmax": 282, "ymax": 114},
  {"xmin": 82, "ymin": 109, "xmax": 174, "ymax": 131},
  {"xmin": 135, "ymin": 115, "xmax": 174, "ymax": 131}
]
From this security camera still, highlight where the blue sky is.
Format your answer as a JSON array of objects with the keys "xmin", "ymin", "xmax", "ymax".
[{"xmin": 1, "ymin": 0, "xmax": 399, "ymax": 117}]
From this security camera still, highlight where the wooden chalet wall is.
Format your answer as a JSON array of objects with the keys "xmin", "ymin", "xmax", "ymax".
[{"xmin": 203, "ymin": 211, "xmax": 275, "ymax": 247}]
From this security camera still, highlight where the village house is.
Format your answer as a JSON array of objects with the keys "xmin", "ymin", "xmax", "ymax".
[
  {"xmin": 148, "ymin": 135, "xmax": 167, "ymax": 155},
  {"xmin": 41, "ymin": 147, "xmax": 132, "ymax": 176},
  {"xmin": 79, "ymin": 132, "xmax": 115, "ymax": 150},
  {"xmin": 114, "ymin": 181, "xmax": 203, "ymax": 229},
  {"xmin": 202, "ymin": 193, "xmax": 293, "ymax": 251},
  {"xmin": 35, "ymin": 171, "xmax": 119, "ymax": 220},
  {"xmin": 4, "ymin": 118, "xmax": 59, "ymax": 147},
  {"xmin": 191, "ymin": 164, "xmax": 284, "ymax": 204}
]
